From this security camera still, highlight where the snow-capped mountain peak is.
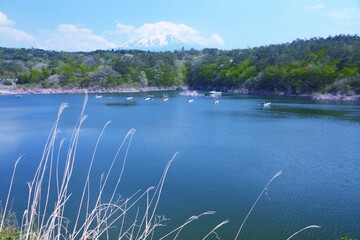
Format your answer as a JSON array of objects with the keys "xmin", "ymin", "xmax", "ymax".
[
  {"xmin": 120, "ymin": 21, "xmax": 204, "ymax": 50},
  {"xmin": 122, "ymin": 32, "xmax": 198, "ymax": 49}
]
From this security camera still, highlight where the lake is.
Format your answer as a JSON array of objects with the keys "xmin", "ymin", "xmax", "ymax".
[{"xmin": 0, "ymin": 92, "xmax": 359, "ymax": 239}]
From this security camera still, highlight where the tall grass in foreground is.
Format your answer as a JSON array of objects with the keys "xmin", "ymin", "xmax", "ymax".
[{"xmin": 0, "ymin": 94, "xmax": 320, "ymax": 239}]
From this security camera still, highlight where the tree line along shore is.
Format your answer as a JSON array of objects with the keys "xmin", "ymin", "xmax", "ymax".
[{"xmin": 0, "ymin": 35, "xmax": 359, "ymax": 100}]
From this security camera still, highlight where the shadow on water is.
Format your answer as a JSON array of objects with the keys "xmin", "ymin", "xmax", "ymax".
[
  {"xmin": 105, "ymin": 101, "xmax": 137, "ymax": 107},
  {"xmin": 222, "ymin": 93, "xmax": 360, "ymax": 122},
  {"xmin": 270, "ymin": 106, "xmax": 360, "ymax": 122},
  {"xmin": 272, "ymin": 106, "xmax": 348, "ymax": 117},
  {"xmin": 202, "ymin": 99, "xmax": 360, "ymax": 122}
]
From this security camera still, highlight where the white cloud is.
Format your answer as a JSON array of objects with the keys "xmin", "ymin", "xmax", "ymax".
[
  {"xmin": 115, "ymin": 22, "xmax": 135, "ymax": 34},
  {"xmin": 209, "ymin": 34, "xmax": 225, "ymax": 46},
  {"xmin": 118, "ymin": 21, "xmax": 225, "ymax": 48},
  {"xmin": 0, "ymin": 12, "xmax": 14, "ymax": 26},
  {"xmin": 0, "ymin": 12, "xmax": 223, "ymax": 51},
  {"xmin": 0, "ymin": 12, "xmax": 36, "ymax": 47},
  {"xmin": 308, "ymin": 3, "xmax": 326, "ymax": 11},
  {"xmin": 37, "ymin": 24, "xmax": 117, "ymax": 51},
  {"xmin": 0, "ymin": 26, "xmax": 35, "ymax": 42}
]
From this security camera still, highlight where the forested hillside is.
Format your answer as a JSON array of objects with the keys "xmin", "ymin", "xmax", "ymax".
[{"xmin": 1, "ymin": 35, "xmax": 359, "ymax": 94}]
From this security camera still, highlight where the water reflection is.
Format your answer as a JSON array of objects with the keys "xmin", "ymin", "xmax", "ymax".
[
  {"xmin": 1, "ymin": 93, "xmax": 360, "ymax": 239},
  {"xmin": 105, "ymin": 102, "xmax": 137, "ymax": 107},
  {"xmin": 270, "ymin": 105, "xmax": 360, "ymax": 122}
]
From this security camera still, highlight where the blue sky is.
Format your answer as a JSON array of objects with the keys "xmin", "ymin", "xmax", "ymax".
[{"xmin": 0, "ymin": 0, "xmax": 359, "ymax": 51}]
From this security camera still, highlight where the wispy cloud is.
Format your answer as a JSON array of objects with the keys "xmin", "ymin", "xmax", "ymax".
[
  {"xmin": 37, "ymin": 24, "xmax": 117, "ymax": 51},
  {"xmin": 0, "ymin": 12, "xmax": 35, "ymax": 47},
  {"xmin": 117, "ymin": 21, "xmax": 225, "ymax": 48},
  {"xmin": 308, "ymin": 3, "xmax": 326, "ymax": 11},
  {"xmin": 325, "ymin": 7, "xmax": 360, "ymax": 21},
  {"xmin": 306, "ymin": 3, "xmax": 360, "ymax": 25},
  {"xmin": 115, "ymin": 22, "xmax": 135, "ymax": 35}
]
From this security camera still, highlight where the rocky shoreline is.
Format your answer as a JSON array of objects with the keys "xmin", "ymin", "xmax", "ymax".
[
  {"xmin": 0, "ymin": 86, "xmax": 187, "ymax": 95},
  {"xmin": 311, "ymin": 92, "xmax": 360, "ymax": 101},
  {"xmin": 1, "ymin": 86, "xmax": 359, "ymax": 101}
]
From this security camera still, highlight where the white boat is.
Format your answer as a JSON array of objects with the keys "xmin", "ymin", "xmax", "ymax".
[
  {"xmin": 187, "ymin": 99, "xmax": 194, "ymax": 103},
  {"xmin": 126, "ymin": 97, "xmax": 133, "ymax": 100},
  {"xmin": 260, "ymin": 102, "xmax": 271, "ymax": 107},
  {"xmin": 15, "ymin": 94, "xmax": 22, "ymax": 98},
  {"xmin": 209, "ymin": 91, "xmax": 222, "ymax": 97},
  {"xmin": 95, "ymin": 95, "xmax": 102, "ymax": 99},
  {"xmin": 209, "ymin": 91, "xmax": 222, "ymax": 94},
  {"xmin": 212, "ymin": 100, "xmax": 219, "ymax": 104},
  {"xmin": 162, "ymin": 94, "xmax": 169, "ymax": 101},
  {"xmin": 144, "ymin": 97, "xmax": 151, "ymax": 101}
]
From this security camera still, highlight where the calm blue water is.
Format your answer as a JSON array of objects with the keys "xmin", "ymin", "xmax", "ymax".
[{"xmin": 0, "ymin": 92, "xmax": 359, "ymax": 239}]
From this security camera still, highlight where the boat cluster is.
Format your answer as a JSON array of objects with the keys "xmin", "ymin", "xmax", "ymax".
[
  {"xmin": 179, "ymin": 90, "xmax": 204, "ymax": 97},
  {"xmin": 93, "ymin": 91, "xmax": 272, "ymax": 107}
]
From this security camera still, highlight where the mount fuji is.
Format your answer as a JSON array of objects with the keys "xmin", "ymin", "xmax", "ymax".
[
  {"xmin": 117, "ymin": 21, "xmax": 216, "ymax": 51},
  {"xmin": 121, "ymin": 32, "xmax": 204, "ymax": 51}
]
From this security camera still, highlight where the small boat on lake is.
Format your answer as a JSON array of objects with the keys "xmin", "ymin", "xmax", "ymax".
[
  {"xmin": 126, "ymin": 97, "xmax": 133, "ymax": 100},
  {"xmin": 212, "ymin": 100, "xmax": 219, "ymax": 104},
  {"xmin": 162, "ymin": 94, "xmax": 169, "ymax": 101},
  {"xmin": 260, "ymin": 102, "xmax": 271, "ymax": 107},
  {"xmin": 95, "ymin": 95, "xmax": 102, "ymax": 99},
  {"xmin": 187, "ymin": 99, "xmax": 194, "ymax": 103},
  {"xmin": 209, "ymin": 91, "xmax": 222, "ymax": 98},
  {"xmin": 144, "ymin": 97, "xmax": 151, "ymax": 101}
]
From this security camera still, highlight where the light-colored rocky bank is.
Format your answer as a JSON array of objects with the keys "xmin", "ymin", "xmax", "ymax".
[
  {"xmin": 1, "ymin": 86, "xmax": 359, "ymax": 102},
  {"xmin": 311, "ymin": 93, "xmax": 360, "ymax": 101},
  {"xmin": 0, "ymin": 86, "xmax": 187, "ymax": 95},
  {"xmin": 232, "ymin": 88, "xmax": 360, "ymax": 101}
]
